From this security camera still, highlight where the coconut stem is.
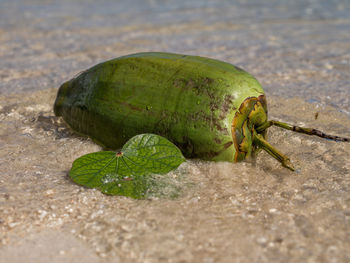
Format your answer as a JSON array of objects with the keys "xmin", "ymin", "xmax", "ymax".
[
  {"xmin": 256, "ymin": 120, "xmax": 350, "ymax": 142},
  {"xmin": 253, "ymin": 133, "xmax": 295, "ymax": 171}
]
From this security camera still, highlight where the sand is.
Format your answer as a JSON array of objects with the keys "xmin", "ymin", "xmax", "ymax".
[
  {"xmin": 1, "ymin": 88, "xmax": 349, "ymax": 262},
  {"xmin": 1, "ymin": 0, "xmax": 350, "ymax": 262}
]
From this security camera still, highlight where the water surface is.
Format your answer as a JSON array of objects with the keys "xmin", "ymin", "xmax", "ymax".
[{"xmin": 1, "ymin": 1, "xmax": 350, "ymax": 262}]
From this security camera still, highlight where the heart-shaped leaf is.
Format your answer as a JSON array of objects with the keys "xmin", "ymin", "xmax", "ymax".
[{"xmin": 69, "ymin": 134, "xmax": 186, "ymax": 199}]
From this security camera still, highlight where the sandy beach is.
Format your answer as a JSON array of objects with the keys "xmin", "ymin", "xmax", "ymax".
[{"xmin": 1, "ymin": 1, "xmax": 350, "ymax": 262}]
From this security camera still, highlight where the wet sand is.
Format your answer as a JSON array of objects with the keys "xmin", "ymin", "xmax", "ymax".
[
  {"xmin": 1, "ymin": 0, "xmax": 350, "ymax": 262},
  {"xmin": 1, "ymin": 89, "xmax": 349, "ymax": 263}
]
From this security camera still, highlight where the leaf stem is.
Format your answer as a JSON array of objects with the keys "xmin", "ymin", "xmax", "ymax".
[
  {"xmin": 253, "ymin": 133, "xmax": 295, "ymax": 171},
  {"xmin": 256, "ymin": 120, "xmax": 350, "ymax": 142}
]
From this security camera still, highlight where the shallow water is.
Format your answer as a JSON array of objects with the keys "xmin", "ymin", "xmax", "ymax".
[
  {"xmin": 1, "ymin": 0, "xmax": 350, "ymax": 114},
  {"xmin": 1, "ymin": 1, "xmax": 350, "ymax": 262}
]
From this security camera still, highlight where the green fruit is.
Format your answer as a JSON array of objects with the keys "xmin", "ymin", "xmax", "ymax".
[
  {"xmin": 54, "ymin": 52, "xmax": 267, "ymax": 163},
  {"xmin": 54, "ymin": 52, "xmax": 350, "ymax": 170}
]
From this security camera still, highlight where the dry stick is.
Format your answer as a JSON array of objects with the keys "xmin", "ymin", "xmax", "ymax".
[
  {"xmin": 253, "ymin": 133, "xmax": 295, "ymax": 171},
  {"xmin": 256, "ymin": 120, "xmax": 350, "ymax": 142}
]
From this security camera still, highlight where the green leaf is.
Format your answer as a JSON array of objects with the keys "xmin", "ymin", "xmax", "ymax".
[{"xmin": 69, "ymin": 134, "xmax": 186, "ymax": 199}]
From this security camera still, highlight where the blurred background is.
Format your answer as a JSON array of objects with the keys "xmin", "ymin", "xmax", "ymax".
[{"xmin": 1, "ymin": 0, "xmax": 349, "ymax": 114}]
